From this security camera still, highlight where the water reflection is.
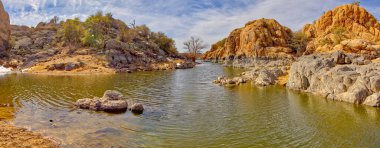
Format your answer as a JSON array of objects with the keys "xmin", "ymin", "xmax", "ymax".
[{"xmin": 0, "ymin": 63, "xmax": 379, "ymax": 147}]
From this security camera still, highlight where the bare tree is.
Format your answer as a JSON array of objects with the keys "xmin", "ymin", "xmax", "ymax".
[
  {"xmin": 183, "ymin": 36, "xmax": 207, "ymax": 61},
  {"xmin": 50, "ymin": 16, "xmax": 59, "ymax": 24},
  {"xmin": 130, "ymin": 19, "xmax": 136, "ymax": 29}
]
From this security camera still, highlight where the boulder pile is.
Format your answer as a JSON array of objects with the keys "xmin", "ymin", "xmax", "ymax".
[{"xmin": 76, "ymin": 90, "xmax": 130, "ymax": 113}]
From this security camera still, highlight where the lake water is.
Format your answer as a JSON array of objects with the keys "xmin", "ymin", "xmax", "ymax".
[{"xmin": 0, "ymin": 62, "xmax": 380, "ymax": 147}]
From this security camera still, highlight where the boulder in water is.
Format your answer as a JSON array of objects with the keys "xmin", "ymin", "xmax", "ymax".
[
  {"xmin": 130, "ymin": 103, "xmax": 144, "ymax": 114},
  {"xmin": 75, "ymin": 90, "xmax": 128, "ymax": 113}
]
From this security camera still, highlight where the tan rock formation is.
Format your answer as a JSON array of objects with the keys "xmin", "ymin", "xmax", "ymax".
[
  {"xmin": 303, "ymin": 4, "xmax": 380, "ymax": 56},
  {"xmin": 203, "ymin": 18, "xmax": 295, "ymax": 60},
  {"xmin": 0, "ymin": 0, "xmax": 10, "ymax": 51},
  {"xmin": 287, "ymin": 51, "xmax": 380, "ymax": 107}
]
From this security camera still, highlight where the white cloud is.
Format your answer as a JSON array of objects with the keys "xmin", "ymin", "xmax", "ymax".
[{"xmin": 2, "ymin": 0, "xmax": 377, "ymax": 52}]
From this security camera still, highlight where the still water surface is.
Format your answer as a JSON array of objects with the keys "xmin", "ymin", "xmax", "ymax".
[{"xmin": 0, "ymin": 62, "xmax": 380, "ymax": 147}]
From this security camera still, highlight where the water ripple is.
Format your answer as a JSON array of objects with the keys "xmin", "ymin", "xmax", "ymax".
[{"xmin": 0, "ymin": 63, "xmax": 379, "ymax": 147}]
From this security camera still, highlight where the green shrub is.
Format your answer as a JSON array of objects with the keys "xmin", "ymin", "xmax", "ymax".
[
  {"xmin": 135, "ymin": 25, "xmax": 151, "ymax": 37},
  {"xmin": 152, "ymin": 32, "xmax": 178, "ymax": 54},
  {"xmin": 320, "ymin": 38, "xmax": 333, "ymax": 45},
  {"xmin": 117, "ymin": 28, "xmax": 138, "ymax": 43},
  {"xmin": 60, "ymin": 18, "xmax": 84, "ymax": 46},
  {"xmin": 332, "ymin": 26, "xmax": 346, "ymax": 45},
  {"xmin": 81, "ymin": 30, "xmax": 97, "ymax": 47},
  {"xmin": 56, "ymin": 11, "xmax": 178, "ymax": 53},
  {"xmin": 9, "ymin": 37, "xmax": 16, "ymax": 49},
  {"xmin": 82, "ymin": 11, "xmax": 113, "ymax": 48}
]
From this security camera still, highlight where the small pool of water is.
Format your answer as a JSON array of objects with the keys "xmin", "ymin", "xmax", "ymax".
[{"xmin": 0, "ymin": 62, "xmax": 379, "ymax": 147}]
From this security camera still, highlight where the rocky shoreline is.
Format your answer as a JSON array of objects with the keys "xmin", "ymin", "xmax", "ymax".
[
  {"xmin": 208, "ymin": 51, "xmax": 380, "ymax": 107},
  {"xmin": 288, "ymin": 51, "xmax": 380, "ymax": 107},
  {"xmin": 0, "ymin": 3, "xmax": 196, "ymax": 75},
  {"xmin": 75, "ymin": 90, "xmax": 145, "ymax": 114},
  {"xmin": 204, "ymin": 3, "xmax": 380, "ymax": 108},
  {"xmin": 0, "ymin": 121, "xmax": 59, "ymax": 147}
]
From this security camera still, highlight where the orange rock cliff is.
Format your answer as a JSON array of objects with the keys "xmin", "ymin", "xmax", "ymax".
[
  {"xmin": 203, "ymin": 4, "xmax": 380, "ymax": 61},
  {"xmin": 202, "ymin": 18, "xmax": 295, "ymax": 60}
]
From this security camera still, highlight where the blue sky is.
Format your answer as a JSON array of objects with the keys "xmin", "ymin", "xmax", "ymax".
[{"xmin": 2, "ymin": 0, "xmax": 380, "ymax": 52}]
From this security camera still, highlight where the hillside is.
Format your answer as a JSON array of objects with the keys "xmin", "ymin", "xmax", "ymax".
[{"xmin": 1, "ymin": 12, "xmax": 194, "ymax": 74}]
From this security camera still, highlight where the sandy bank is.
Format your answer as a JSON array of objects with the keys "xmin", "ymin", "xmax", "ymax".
[{"xmin": 0, "ymin": 121, "xmax": 59, "ymax": 147}]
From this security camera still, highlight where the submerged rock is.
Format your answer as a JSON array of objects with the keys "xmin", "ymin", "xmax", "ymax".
[
  {"xmin": 130, "ymin": 103, "xmax": 144, "ymax": 114},
  {"xmin": 213, "ymin": 76, "xmax": 247, "ymax": 86},
  {"xmin": 254, "ymin": 70, "xmax": 277, "ymax": 86},
  {"xmin": 75, "ymin": 90, "xmax": 128, "ymax": 113},
  {"xmin": 175, "ymin": 62, "xmax": 196, "ymax": 69},
  {"xmin": 213, "ymin": 59, "xmax": 289, "ymax": 87}
]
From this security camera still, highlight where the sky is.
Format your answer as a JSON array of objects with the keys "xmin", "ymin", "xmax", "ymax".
[{"xmin": 2, "ymin": 0, "xmax": 380, "ymax": 52}]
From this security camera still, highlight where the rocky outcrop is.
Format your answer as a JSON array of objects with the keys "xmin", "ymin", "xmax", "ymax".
[
  {"xmin": 303, "ymin": 4, "xmax": 380, "ymax": 56},
  {"xmin": 287, "ymin": 51, "xmax": 380, "ymax": 107},
  {"xmin": 0, "ymin": 1, "xmax": 10, "ymax": 52},
  {"xmin": 335, "ymin": 39, "xmax": 380, "ymax": 59},
  {"xmin": 47, "ymin": 62, "xmax": 84, "ymax": 71},
  {"xmin": 285, "ymin": 4, "xmax": 380, "ymax": 107},
  {"xmin": 214, "ymin": 59, "xmax": 291, "ymax": 87},
  {"xmin": 213, "ymin": 76, "xmax": 248, "ymax": 86},
  {"xmin": 4, "ymin": 13, "xmax": 195, "ymax": 73},
  {"xmin": 208, "ymin": 3, "xmax": 380, "ymax": 108},
  {"xmin": 175, "ymin": 61, "xmax": 196, "ymax": 69},
  {"xmin": 203, "ymin": 18, "xmax": 295, "ymax": 61},
  {"xmin": 75, "ymin": 90, "xmax": 129, "ymax": 113}
]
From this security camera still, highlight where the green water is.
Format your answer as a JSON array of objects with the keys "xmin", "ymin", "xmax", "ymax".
[{"xmin": 0, "ymin": 62, "xmax": 380, "ymax": 147}]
